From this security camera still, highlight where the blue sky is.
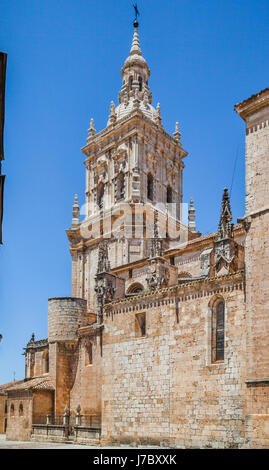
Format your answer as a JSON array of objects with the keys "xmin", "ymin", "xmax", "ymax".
[{"xmin": 0, "ymin": 0, "xmax": 268, "ymax": 383}]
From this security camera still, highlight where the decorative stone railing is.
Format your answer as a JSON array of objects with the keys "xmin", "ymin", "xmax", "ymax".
[{"xmin": 31, "ymin": 409, "xmax": 101, "ymax": 445}]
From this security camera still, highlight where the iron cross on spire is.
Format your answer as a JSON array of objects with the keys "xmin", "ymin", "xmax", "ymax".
[{"xmin": 133, "ymin": 3, "xmax": 140, "ymax": 22}]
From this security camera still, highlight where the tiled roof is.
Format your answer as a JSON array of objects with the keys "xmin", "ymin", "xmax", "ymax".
[
  {"xmin": 4, "ymin": 376, "xmax": 54, "ymax": 392},
  {"xmin": 0, "ymin": 380, "xmax": 25, "ymax": 394}
]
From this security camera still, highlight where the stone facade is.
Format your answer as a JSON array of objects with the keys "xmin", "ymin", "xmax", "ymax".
[
  {"xmin": 1, "ymin": 22, "xmax": 269, "ymax": 448},
  {"xmin": 235, "ymin": 88, "xmax": 269, "ymax": 448}
]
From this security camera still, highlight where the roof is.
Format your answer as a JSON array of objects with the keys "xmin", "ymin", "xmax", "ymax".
[
  {"xmin": 3, "ymin": 376, "xmax": 54, "ymax": 393},
  {"xmin": 0, "ymin": 380, "xmax": 24, "ymax": 395},
  {"xmin": 163, "ymin": 223, "xmax": 244, "ymax": 255}
]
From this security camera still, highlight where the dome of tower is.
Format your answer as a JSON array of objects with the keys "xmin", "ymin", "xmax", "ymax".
[
  {"xmin": 121, "ymin": 21, "xmax": 150, "ymax": 78},
  {"xmin": 114, "ymin": 100, "xmax": 157, "ymax": 122}
]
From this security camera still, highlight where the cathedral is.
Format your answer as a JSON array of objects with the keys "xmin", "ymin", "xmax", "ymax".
[{"xmin": 1, "ymin": 19, "xmax": 269, "ymax": 448}]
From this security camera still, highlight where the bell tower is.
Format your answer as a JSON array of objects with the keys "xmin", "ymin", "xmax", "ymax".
[{"xmin": 66, "ymin": 20, "xmax": 189, "ymax": 309}]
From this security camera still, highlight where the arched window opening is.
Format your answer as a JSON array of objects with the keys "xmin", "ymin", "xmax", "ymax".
[
  {"xmin": 147, "ymin": 173, "xmax": 153, "ymax": 201},
  {"xmin": 211, "ymin": 299, "xmax": 225, "ymax": 362},
  {"xmin": 85, "ymin": 343, "xmax": 93, "ymax": 366},
  {"xmin": 167, "ymin": 186, "xmax": 172, "ymax": 203},
  {"xmin": 138, "ymin": 76, "xmax": 142, "ymax": 91},
  {"xmin": 135, "ymin": 312, "xmax": 146, "ymax": 337},
  {"xmin": 97, "ymin": 182, "xmax": 104, "ymax": 209},
  {"xmin": 19, "ymin": 403, "xmax": 24, "ymax": 417},
  {"xmin": 42, "ymin": 350, "xmax": 49, "ymax": 374},
  {"xmin": 129, "ymin": 76, "xmax": 133, "ymax": 89},
  {"xmin": 10, "ymin": 404, "xmax": 14, "ymax": 417},
  {"xmin": 127, "ymin": 283, "xmax": 144, "ymax": 295}
]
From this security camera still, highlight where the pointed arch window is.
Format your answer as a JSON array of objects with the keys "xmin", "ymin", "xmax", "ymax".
[
  {"xmin": 147, "ymin": 173, "xmax": 154, "ymax": 201},
  {"xmin": 135, "ymin": 312, "xmax": 146, "ymax": 337},
  {"xmin": 42, "ymin": 350, "xmax": 49, "ymax": 374},
  {"xmin": 211, "ymin": 299, "xmax": 225, "ymax": 362}
]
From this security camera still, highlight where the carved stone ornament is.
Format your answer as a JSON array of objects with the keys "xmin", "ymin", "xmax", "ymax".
[
  {"xmin": 215, "ymin": 239, "xmax": 234, "ymax": 266},
  {"xmin": 237, "ymin": 216, "xmax": 251, "ymax": 233},
  {"xmin": 146, "ymin": 150, "xmax": 158, "ymax": 173},
  {"xmin": 166, "ymin": 160, "xmax": 177, "ymax": 185},
  {"xmin": 146, "ymin": 264, "xmax": 169, "ymax": 291},
  {"xmin": 113, "ymin": 147, "xmax": 127, "ymax": 162},
  {"xmin": 150, "ymin": 212, "xmax": 163, "ymax": 259},
  {"xmin": 96, "ymin": 240, "xmax": 110, "ymax": 274},
  {"xmin": 200, "ymin": 248, "xmax": 213, "ymax": 277}
]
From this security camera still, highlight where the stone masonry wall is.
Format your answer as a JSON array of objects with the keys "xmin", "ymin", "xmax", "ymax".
[
  {"xmin": 70, "ymin": 335, "xmax": 102, "ymax": 418},
  {"xmin": 48, "ymin": 297, "xmax": 87, "ymax": 342},
  {"xmin": 6, "ymin": 392, "xmax": 32, "ymax": 441},
  {"xmin": 0, "ymin": 394, "xmax": 7, "ymax": 433},
  {"xmin": 239, "ymin": 104, "xmax": 269, "ymax": 447},
  {"xmin": 32, "ymin": 390, "xmax": 54, "ymax": 423},
  {"xmin": 101, "ymin": 274, "xmax": 246, "ymax": 448}
]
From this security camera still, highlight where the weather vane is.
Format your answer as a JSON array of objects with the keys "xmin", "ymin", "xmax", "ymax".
[{"xmin": 133, "ymin": 3, "xmax": 140, "ymax": 23}]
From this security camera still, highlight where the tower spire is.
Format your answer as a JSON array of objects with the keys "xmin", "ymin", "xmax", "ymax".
[
  {"xmin": 216, "ymin": 188, "xmax": 233, "ymax": 240},
  {"xmin": 130, "ymin": 23, "xmax": 141, "ymax": 56}
]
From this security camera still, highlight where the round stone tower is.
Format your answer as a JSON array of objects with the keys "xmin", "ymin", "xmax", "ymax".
[{"xmin": 48, "ymin": 297, "xmax": 87, "ymax": 343}]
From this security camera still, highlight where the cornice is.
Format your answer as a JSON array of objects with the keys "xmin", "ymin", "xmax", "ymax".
[
  {"xmin": 105, "ymin": 270, "xmax": 245, "ymax": 310},
  {"xmin": 82, "ymin": 111, "xmax": 187, "ymax": 161},
  {"xmin": 235, "ymin": 88, "xmax": 269, "ymax": 120}
]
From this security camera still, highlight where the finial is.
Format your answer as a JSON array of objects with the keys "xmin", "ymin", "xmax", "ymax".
[
  {"xmin": 150, "ymin": 211, "xmax": 163, "ymax": 258},
  {"xmin": 216, "ymin": 187, "xmax": 233, "ymax": 240},
  {"xmin": 155, "ymin": 103, "xmax": 162, "ymax": 127},
  {"xmin": 72, "ymin": 194, "xmax": 80, "ymax": 228},
  {"xmin": 88, "ymin": 118, "xmax": 96, "ymax": 138},
  {"xmin": 188, "ymin": 198, "xmax": 196, "ymax": 233},
  {"xmin": 133, "ymin": 3, "xmax": 140, "ymax": 27},
  {"xmin": 96, "ymin": 240, "xmax": 111, "ymax": 274},
  {"xmin": 174, "ymin": 122, "xmax": 182, "ymax": 142},
  {"xmin": 109, "ymin": 101, "xmax": 117, "ymax": 124}
]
